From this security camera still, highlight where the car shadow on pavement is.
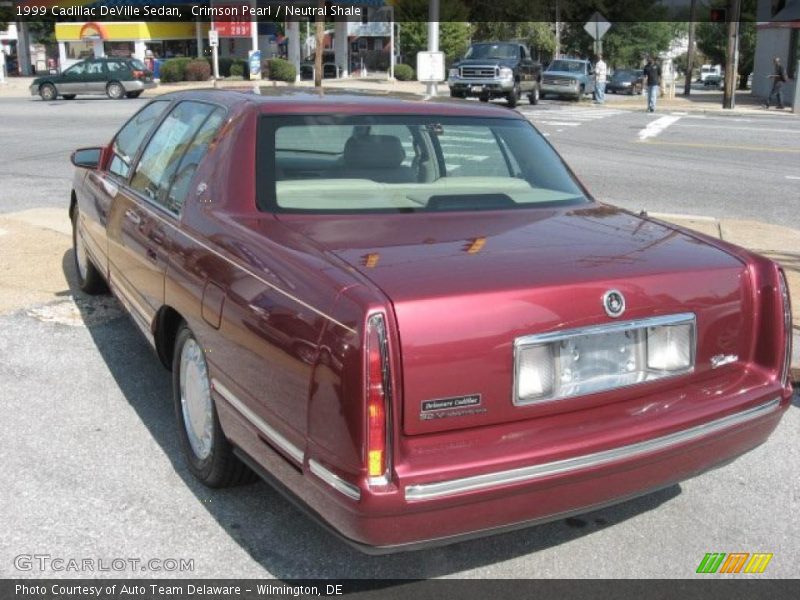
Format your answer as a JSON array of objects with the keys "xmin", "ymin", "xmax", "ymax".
[{"xmin": 62, "ymin": 249, "xmax": 682, "ymax": 579}]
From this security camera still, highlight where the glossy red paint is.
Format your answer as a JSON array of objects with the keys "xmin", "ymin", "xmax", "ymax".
[{"xmin": 70, "ymin": 90, "xmax": 792, "ymax": 551}]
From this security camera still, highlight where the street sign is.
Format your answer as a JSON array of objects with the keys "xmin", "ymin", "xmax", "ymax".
[
  {"xmin": 208, "ymin": 30, "xmax": 219, "ymax": 48},
  {"xmin": 416, "ymin": 51, "xmax": 445, "ymax": 83},
  {"xmin": 584, "ymin": 12, "xmax": 611, "ymax": 40}
]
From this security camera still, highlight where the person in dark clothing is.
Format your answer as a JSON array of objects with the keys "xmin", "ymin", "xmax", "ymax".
[
  {"xmin": 765, "ymin": 56, "xmax": 788, "ymax": 109},
  {"xmin": 643, "ymin": 56, "xmax": 662, "ymax": 113}
]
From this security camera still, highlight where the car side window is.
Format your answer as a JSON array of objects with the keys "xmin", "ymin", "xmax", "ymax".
[
  {"xmin": 64, "ymin": 62, "xmax": 86, "ymax": 76},
  {"xmin": 130, "ymin": 101, "xmax": 219, "ymax": 212},
  {"xmin": 164, "ymin": 108, "xmax": 226, "ymax": 214},
  {"xmin": 107, "ymin": 61, "xmax": 125, "ymax": 73},
  {"xmin": 86, "ymin": 61, "xmax": 104, "ymax": 75},
  {"xmin": 108, "ymin": 100, "xmax": 170, "ymax": 180}
]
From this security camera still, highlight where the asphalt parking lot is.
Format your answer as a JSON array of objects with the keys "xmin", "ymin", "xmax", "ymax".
[{"xmin": 0, "ymin": 94, "xmax": 798, "ymax": 579}]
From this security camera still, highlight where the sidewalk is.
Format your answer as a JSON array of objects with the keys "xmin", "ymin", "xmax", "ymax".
[
  {"xmin": 8, "ymin": 74, "xmax": 796, "ymax": 117},
  {"xmin": 653, "ymin": 213, "xmax": 800, "ymax": 381}
]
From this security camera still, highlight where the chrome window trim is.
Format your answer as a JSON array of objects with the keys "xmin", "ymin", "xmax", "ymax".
[
  {"xmin": 211, "ymin": 378, "xmax": 305, "ymax": 465},
  {"xmin": 512, "ymin": 312, "xmax": 697, "ymax": 407},
  {"xmin": 405, "ymin": 397, "xmax": 781, "ymax": 502},
  {"xmin": 309, "ymin": 459, "xmax": 361, "ymax": 501}
]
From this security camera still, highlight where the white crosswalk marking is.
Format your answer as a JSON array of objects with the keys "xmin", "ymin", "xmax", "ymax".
[{"xmin": 517, "ymin": 105, "xmax": 629, "ymax": 128}]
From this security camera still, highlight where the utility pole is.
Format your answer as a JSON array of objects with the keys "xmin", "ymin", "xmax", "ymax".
[
  {"xmin": 314, "ymin": 0, "xmax": 324, "ymax": 87},
  {"xmin": 684, "ymin": 0, "xmax": 697, "ymax": 96},
  {"xmin": 554, "ymin": 0, "xmax": 560, "ymax": 58},
  {"xmin": 426, "ymin": 0, "xmax": 440, "ymax": 96},
  {"xmin": 722, "ymin": 0, "xmax": 742, "ymax": 109}
]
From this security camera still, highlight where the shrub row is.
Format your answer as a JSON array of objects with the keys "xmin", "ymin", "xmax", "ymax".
[{"xmin": 158, "ymin": 57, "xmax": 297, "ymax": 83}]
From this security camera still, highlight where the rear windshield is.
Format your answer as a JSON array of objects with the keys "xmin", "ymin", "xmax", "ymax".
[
  {"xmin": 256, "ymin": 115, "xmax": 589, "ymax": 213},
  {"xmin": 130, "ymin": 59, "xmax": 146, "ymax": 70}
]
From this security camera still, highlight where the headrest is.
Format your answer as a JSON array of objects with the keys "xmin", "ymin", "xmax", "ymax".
[{"xmin": 343, "ymin": 135, "xmax": 405, "ymax": 169}]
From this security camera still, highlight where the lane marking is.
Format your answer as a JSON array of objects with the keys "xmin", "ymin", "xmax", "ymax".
[
  {"xmin": 673, "ymin": 123, "xmax": 800, "ymax": 134},
  {"xmin": 786, "ymin": 175, "xmax": 800, "ymax": 180},
  {"xmin": 535, "ymin": 121, "xmax": 581, "ymax": 127},
  {"xmin": 638, "ymin": 139, "xmax": 800, "ymax": 153},
  {"xmin": 638, "ymin": 115, "xmax": 681, "ymax": 141}
]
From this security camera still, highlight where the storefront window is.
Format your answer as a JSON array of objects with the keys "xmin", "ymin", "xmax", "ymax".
[
  {"xmin": 65, "ymin": 41, "xmax": 93, "ymax": 60},
  {"xmin": 104, "ymin": 41, "xmax": 134, "ymax": 58}
]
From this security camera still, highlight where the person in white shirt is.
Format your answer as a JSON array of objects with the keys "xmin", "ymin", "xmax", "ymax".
[{"xmin": 594, "ymin": 54, "xmax": 608, "ymax": 104}]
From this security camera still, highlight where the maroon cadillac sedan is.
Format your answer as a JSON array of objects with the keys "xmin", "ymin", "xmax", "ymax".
[{"xmin": 68, "ymin": 90, "xmax": 793, "ymax": 552}]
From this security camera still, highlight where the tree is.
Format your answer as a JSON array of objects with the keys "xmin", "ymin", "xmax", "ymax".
[
  {"xmin": 471, "ymin": 22, "xmax": 556, "ymax": 60},
  {"xmin": 559, "ymin": 21, "xmax": 677, "ymax": 67},
  {"xmin": 395, "ymin": 0, "xmax": 470, "ymax": 66},
  {"xmin": 696, "ymin": 0, "xmax": 757, "ymax": 90}
]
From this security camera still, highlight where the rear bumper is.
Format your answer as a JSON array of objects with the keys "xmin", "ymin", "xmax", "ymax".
[{"xmin": 304, "ymin": 387, "xmax": 789, "ymax": 550}]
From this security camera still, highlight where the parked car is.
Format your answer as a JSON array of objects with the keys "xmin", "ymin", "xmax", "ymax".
[
  {"xmin": 447, "ymin": 42, "xmax": 542, "ymax": 107},
  {"xmin": 30, "ymin": 57, "xmax": 155, "ymax": 101},
  {"xmin": 540, "ymin": 58, "xmax": 595, "ymax": 101},
  {"xmin": 703, "ymin": 74, "xmax": 724, "ymax": 88},
  {"xmin": 606, "ymin": 69, "xmax": 644, "ymax": 95},
  {"xmin": 68, "ymin": 90, "xmax": 793, "ymax": 552}
]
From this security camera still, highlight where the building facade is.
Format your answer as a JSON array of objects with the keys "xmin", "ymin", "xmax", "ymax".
[{"xmin": 753, "ymin": 0, "xmax": 800, "ymax": 104}]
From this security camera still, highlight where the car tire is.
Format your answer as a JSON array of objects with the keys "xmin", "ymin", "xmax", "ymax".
[
  {"xmin": 506, "ymin": 85, "xmax": 520, "ymax": 108},
  {"xmin": 528, "ymin": 86, "xmax": 540, "ymax": 105},
  {"xmin": 106, "ymin": 81, "xmax": 125, "ymax": 100},
  {"xmin": 39, "ymin": 83, "xmax": 57, "ymax": 101},
  {"xmin": 479, "ymin": 94, "xmax": 489, "ymax": 103},
  {"xmin": 71, "ymin": 207, "xmax": 107, "ymax": 295},
  {"xmin": 173, "ymin": 325, "xmax": 256, "ymax": 488},
  {"xmin": 62, "ymin": 94, "xmax": 76, "ymax": 100},
  {"xmin": 125, "ymin": 91, "xmax": 142, "ymax": 99}
]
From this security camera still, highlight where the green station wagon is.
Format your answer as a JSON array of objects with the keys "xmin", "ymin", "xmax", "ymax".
[{"xmin": 30, "ymin": 57, "xmax": 156, "ymax": 101}]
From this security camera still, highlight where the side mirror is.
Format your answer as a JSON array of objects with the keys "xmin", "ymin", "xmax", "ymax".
[{"xmin": 71, "ymin": 147, "xmax": 103, "ymax": 169}]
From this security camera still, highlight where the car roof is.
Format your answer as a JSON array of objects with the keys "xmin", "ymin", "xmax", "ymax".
[{"xmin": 153, "ymin": 89, "xmax": 527, "ymax": 119}]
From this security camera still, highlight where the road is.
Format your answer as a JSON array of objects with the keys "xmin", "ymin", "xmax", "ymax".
[{"xmin": 0, "ymin": 94, "xmax": 798, "ymax": 579}]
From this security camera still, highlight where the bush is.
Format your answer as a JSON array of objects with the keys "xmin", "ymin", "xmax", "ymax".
[
  {"xmin": 184, "ymin": 59, "xmax": 211, "ymax": 81},
  {"xmin": 394, "ymin": 63, "xmax": 415, "ymax": 81},
  {"xmin": 230, "ymin": 63, "xmax": 244, "ymax": 78},
  {"xmin": 158, "ymin": 57, "xmax": 192, "ymax": 83},
  {"xmin": 267, "ymin": 58, "xmax": 296, "ymax": 83}
]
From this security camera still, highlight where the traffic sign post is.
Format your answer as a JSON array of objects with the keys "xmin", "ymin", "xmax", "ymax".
[
  {"xmin": 209, "ymin": 29, "xmax": 220, "ymax": 81},
  {"xmin": 584, "ymin": 12, "xmax": 611, "ymax": 56}
]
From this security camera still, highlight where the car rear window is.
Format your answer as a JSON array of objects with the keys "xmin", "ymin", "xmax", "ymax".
[{"xmin": 257, "ymin": 115, "xmax": 589, "ymax": 213}]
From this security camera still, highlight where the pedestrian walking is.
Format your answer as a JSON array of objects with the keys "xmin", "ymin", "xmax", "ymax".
[
  {"xmin": 643, "ymin": 56, "xmax": 662, "ymax": 113},
  {"xmin": 765, "ymin": 56, "xmax": 788, "ymax": 109},
  {"xmin": 593, "ymin": 53, "xmax": 608, "ymax": 104}
]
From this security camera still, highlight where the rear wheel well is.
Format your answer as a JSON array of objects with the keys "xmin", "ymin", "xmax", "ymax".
[{"xmin": 154, "ymin": 306, "xmax": 185, "ymax": 370}]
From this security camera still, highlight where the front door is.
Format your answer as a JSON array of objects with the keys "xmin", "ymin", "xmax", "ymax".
[{"xmin": 57, "ymin": 61, "xmax": 88, "ymax": 95}]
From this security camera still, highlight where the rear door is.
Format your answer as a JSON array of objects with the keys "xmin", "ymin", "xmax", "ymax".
[
  {"xmin": 108, "ymin": 101, "xmax": 226, "ymax": 327},
  {"xmin": 84, "ymin": 59, "xmax": 108, "ymax": 94},
  {"xmin": 519, "ymin": 45, "xmax": 533, "ymax": 91}
]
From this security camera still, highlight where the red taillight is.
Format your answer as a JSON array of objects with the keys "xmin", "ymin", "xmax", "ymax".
[
  {"xmin": 779, "ymin": 270, "xmax": 793, "ymax": 386},
  {"xmin": 133, "ymin": 70, "xmax": 145, "ymax": 80},
  {"xmin": 366, "ymin": 314, "xmax": 390, "ymax": 481}
]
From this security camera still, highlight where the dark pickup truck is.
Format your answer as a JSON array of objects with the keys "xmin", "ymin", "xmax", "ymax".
[{"xmin": 447, "ymin": 42, "xmax": 542, "ymax": 107}]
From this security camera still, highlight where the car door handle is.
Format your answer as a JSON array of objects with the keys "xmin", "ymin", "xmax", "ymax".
[
  {"xmin": 149, "ymin": 230, "xmax": 165, "ymax": 246},
  {"xmin": 125, "ymin": 209, "xmax": 141, "ymax": 226}
]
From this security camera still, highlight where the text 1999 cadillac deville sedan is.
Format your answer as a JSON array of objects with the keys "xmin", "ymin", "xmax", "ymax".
[{"xmin": 69, "ymin": 90, "xmax": 792, "ymax": 552}]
